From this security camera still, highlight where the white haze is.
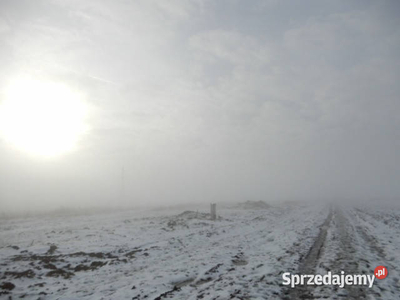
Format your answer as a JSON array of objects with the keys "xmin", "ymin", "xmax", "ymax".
[{"xmin": 1, "ymin": 0, "xmax": 400, "ymax": 212}]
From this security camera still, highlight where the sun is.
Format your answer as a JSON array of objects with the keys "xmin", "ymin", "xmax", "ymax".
[{"xmin": 0, "ymin": 77, "xmax": 88, "ymax": 157}]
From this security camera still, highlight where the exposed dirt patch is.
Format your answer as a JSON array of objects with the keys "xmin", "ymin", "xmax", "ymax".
[
  {"xmin": 74, "ymin": 261, "xmax": 107, "ymax": 272},
  {"xmin": 125, "ymin": 248, "xmax": 142, "ymax": 258},
  {"xmin": 0, "ymin": 282, "xmax": 15, "ymax": 290},
  {"xmin": 46, "ymin": 269, "xmax": 74, "ymax": 279},
  {"xmin": 3, "ymin": 269, "xmax": 35, "ymax": 279}
]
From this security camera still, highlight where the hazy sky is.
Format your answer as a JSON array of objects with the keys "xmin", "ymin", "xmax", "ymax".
[{"xmin": 1, "ymin": 0, "xmax": 400, "ymax": 211}]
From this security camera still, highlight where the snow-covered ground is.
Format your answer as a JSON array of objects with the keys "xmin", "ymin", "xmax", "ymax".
[
  {"xmin": 313, "ymin": 206, "xmax": 400, "ymax": 299},
  {"xmin": 0, "ymin": 202, "xmax": 399, "ymax": 299}
]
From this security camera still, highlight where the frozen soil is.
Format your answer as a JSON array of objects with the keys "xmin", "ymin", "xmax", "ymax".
[
  {"xmin": 1, "ymin": 202, "xmax": 399, "ymax": 299},
  {"xmin": 0, "ymin": 204, "xmax": 327, "ymax": 299}
]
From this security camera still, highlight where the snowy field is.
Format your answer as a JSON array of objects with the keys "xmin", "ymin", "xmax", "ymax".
[{"xmin": 0, "ymin": 202, "xmax": 399, "ymax": 299}]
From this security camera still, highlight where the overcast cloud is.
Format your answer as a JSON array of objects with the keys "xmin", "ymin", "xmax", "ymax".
[{"xmin": 1, "ymin": 0, "xmax": 400, "ymax": 211}]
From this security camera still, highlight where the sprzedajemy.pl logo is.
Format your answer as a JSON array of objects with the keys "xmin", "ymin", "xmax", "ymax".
[{"xmin": 282, "ymin": 266, "xmax": 388, "ymax": 288}]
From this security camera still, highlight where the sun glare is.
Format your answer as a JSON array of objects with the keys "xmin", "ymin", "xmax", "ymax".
[{"xmin": 0, "ymin": 77, "xmax": 88, "ymax": 157}]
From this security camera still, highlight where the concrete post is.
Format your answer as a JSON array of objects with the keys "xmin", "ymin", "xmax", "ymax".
[{"xmin": 210, "ymin": 203, "xmax": 217, "ymax": 220}]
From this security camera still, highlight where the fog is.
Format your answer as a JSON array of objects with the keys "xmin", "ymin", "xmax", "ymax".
[{"xmin": 1, "ymin": 0, "xmax": 400, "ymax": 212}]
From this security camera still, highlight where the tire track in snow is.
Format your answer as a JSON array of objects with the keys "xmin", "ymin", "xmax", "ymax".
[
  {"xmin": 283, "ymin": 208, "xmax": 333, "ymax": 299},
  {"xmin": 316, "ymin": 208, "xmax": 395, "ymax": 299},
  {"xmin": 350, "ymin": 209, "xmax": 400, "ymax": 298},
  {"xmin": 328, "ymin": 208, "xmax": 367, "ymax": 299}
]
